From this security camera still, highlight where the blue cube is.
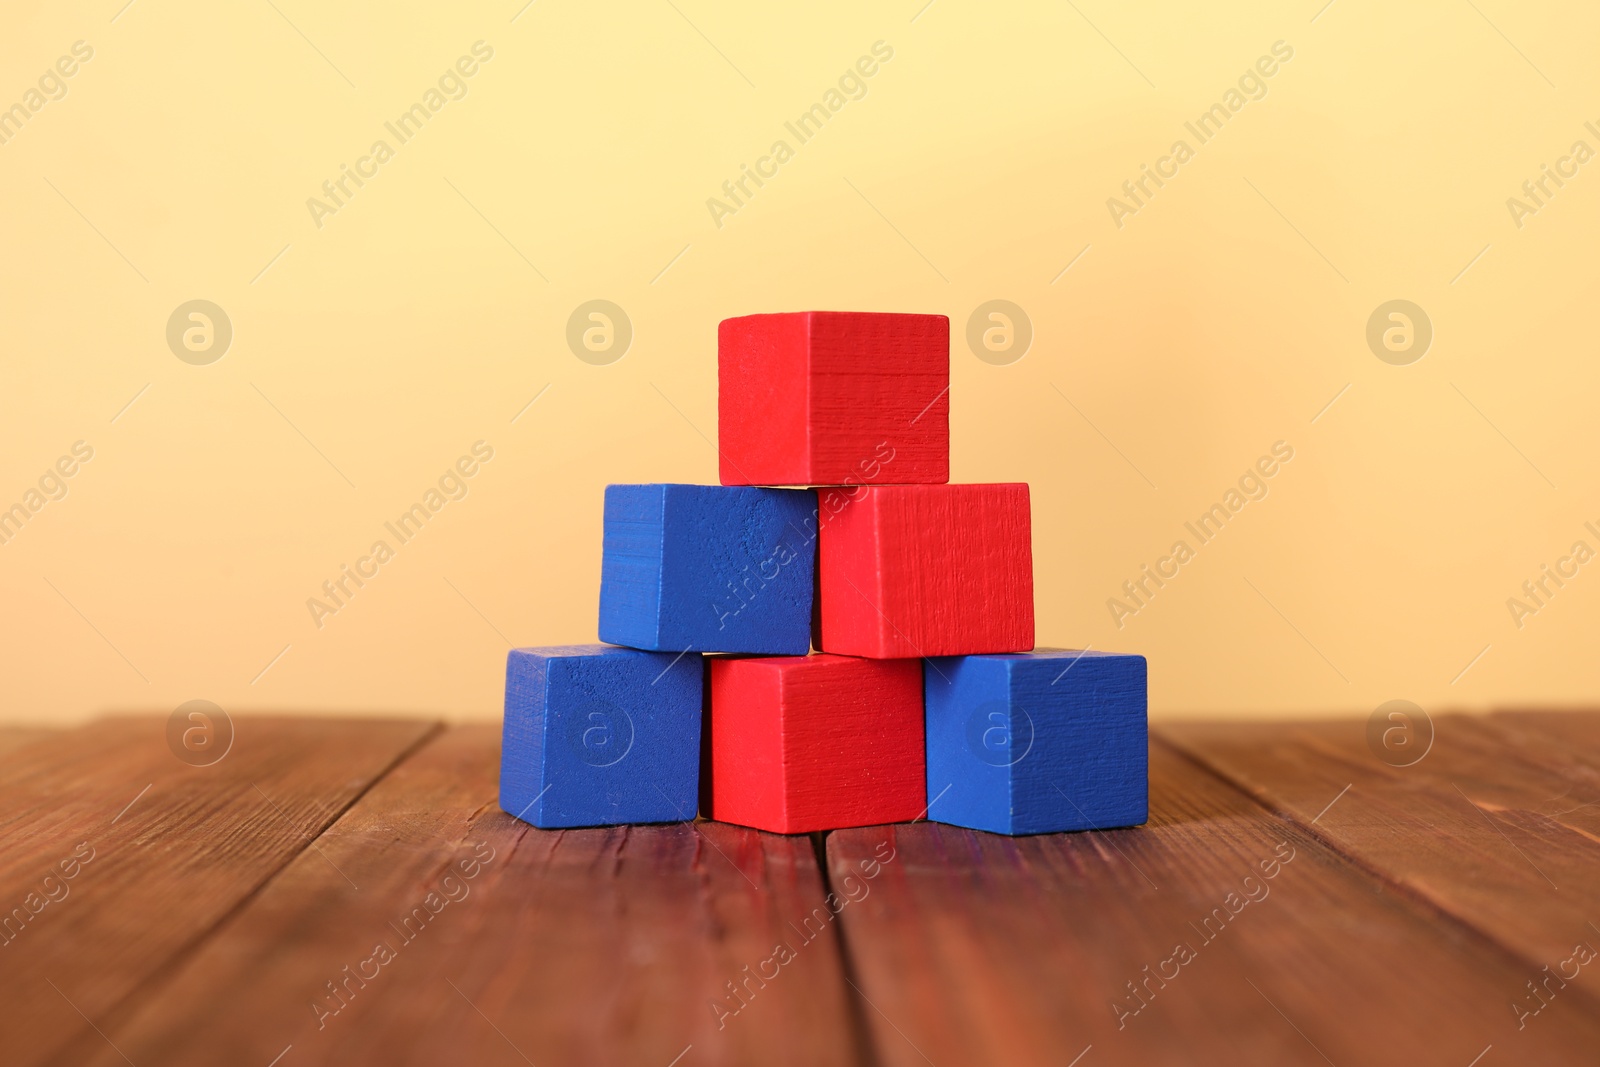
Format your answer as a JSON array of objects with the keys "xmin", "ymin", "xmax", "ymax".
[
  {"xmin": 924, "ymin": 649, "xmax": 1147, "ymax": 835},
  {"xmin": 599, "ymin": 483, "xmax": 817, "ymax": 655},
  {"xmin": 500, "ymin": 644, "xmax": 703, "ymax": 828}
]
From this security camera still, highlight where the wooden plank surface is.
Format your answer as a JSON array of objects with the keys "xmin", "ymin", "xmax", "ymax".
[
  {"xmin": 1, "ymin": 715, "xmax": 437, "ymax": 1067},
  {"xmin": 1162, "ymin": 714, "xmax": 1600, "ymax": 979},
  {"xmin": 828, "ymin": 737, "xmax": 1600, "ymax": 1067},
  {"xmin": 9, "ymin": 711, "xmax": 1598, "ymax": 1066},
  {"xmin": 0, "ymin": 725, "xmax": 58, "ymax": 759},
  {"xmin": 1490, "ymin": 708, "xmax": 1600, "ymax": 759},
  {"xmin": 66, "ymin": 725, "xmax": 862, "ymax": 1067}
]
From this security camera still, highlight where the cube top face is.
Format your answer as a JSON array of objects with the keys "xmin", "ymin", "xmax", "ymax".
[
  {"xmin": 924, "ymin": 650, "xmax": 1147, "ymax": 836},
  {"xmin": 717, "ymin": 311, "xmax": 949, "ymax": 487},
  {"xmin": 508, "ymin": 643, "xmax": 621, "ymax": 660},
  {"xmin": 500, "ymin": 645, "xmax": 703, "ymax": 828},
  {"xmin": 970, "ymin": 648, "xmax": 1139, "ymax": 664},
  {"xmin": 706, "ymin": 654, "xmax": 925, "ymax": 834},
  {"xmin": 598, "ymin": 483, "xmax": 816, "ymax": 655},
  {"xmin": 819, "ymin": 483, "xmax": 1034, "ymax": 658}
]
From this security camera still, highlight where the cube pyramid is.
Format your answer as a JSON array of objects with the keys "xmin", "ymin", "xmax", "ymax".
[{"xmin": 499, "ymin": 310, "xmax": 1148, "ymax": 835}]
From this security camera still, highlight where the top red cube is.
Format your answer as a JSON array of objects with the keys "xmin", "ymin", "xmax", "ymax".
[{"xmin": 717, "ymin": 311, "xmax": 950, "ymax": 487}]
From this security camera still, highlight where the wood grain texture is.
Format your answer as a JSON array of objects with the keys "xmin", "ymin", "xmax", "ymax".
[
  {"xmin": 1490, "ymin": 708, "xmax": 1600, "ymax": 759},
  {"xmin": 818, "ymin": 483, "xmax": 1034, "ymax": 658},
  {"xmin": 69, "ymin": 725, "xmax": 863, "ymax": 1067},
  {"xmin": 13, "ymin": 712, "xmax": 1598, "ymax": 1066},
  {"xmin": 0, "ymin": 725, "xmax": 58, "ymax": 759},
  {"xmin": 717, "ymin": 311, "xmax": 949, "ymax": 487},
  {"xmin": 1161, "ymin": 714, "xmax": 1600, "ymax": 986},
  {"xmin": 0, "ymin": 715, "xmax": 437, "ymax": 1067},
  {"xmin": 706, "ymin": 654, "xmax": 925, "ymax": 833},
  {"xmin": 829, "ymin": 738, "xmax": 1600, "ymax": 1066}
]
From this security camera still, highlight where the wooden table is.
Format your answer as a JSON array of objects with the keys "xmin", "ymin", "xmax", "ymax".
[{"xmin": 2, "ymin": 712, "xmax": 1597, "ymax": 1066}]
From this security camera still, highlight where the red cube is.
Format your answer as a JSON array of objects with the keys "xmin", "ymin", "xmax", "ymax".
[
  {"xmin": 818, "ymin": 483, "xmax": 1034, "ymax": 658},
  {"xmin": 705, "ymin": 655, "xmax": 925, "ymax": 834},
  {"xmin": 717, "ymin": 311, "xmax": 949, "ymax": 487}
]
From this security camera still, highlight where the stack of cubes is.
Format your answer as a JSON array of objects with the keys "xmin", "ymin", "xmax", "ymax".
[{"xmin": 500, "ymin": 312, "xmax": 1148, "ymax": 836}]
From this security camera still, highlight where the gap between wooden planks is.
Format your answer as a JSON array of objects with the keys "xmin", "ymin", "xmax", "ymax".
[
  {"xmin": 59, "ymin": 724, "xmax": 865, "ymax": 1067},
  {"xmin": 1162, "ymin": 713, "xmax": 1600, "ymax": 980},
  {"xmin": 0, "ymin": 716, "xmax": 439, "ymax": 1067},
  {"xmin": 12, "ymin": 711, "xmax": 1600, "ymax": 1067},
  {"xmin": 829, "ymin": 719, "xmax": 1600, "ymax": 1067}
]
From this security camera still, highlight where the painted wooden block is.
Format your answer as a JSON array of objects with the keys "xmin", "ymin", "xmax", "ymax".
[
  {"xmin": 923, "ymin": 649, "xmax": 1147, "ymax": 835},
  {"xmin": 705, "ymin": 654, "xmax": 925, "ymax": 834},
  {"xmin": 599, "ymin": 484, "xmax": 817, "ymax": 655},
  {"xmin": 817, "ymin": 483, "xmax": 1034, "ymax": 658},
  {"xmin": 717, "ymin": 311, "xmax": 949, "ymax": 487},
  {"xmin": 500, "ymin": 644, "xmax": 703, "ymax": 828}
]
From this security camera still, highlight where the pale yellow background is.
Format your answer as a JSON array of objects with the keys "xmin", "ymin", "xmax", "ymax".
[{"xmin": 3, "ymin": 0, "xmax": 1596, "ymax": 724}]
